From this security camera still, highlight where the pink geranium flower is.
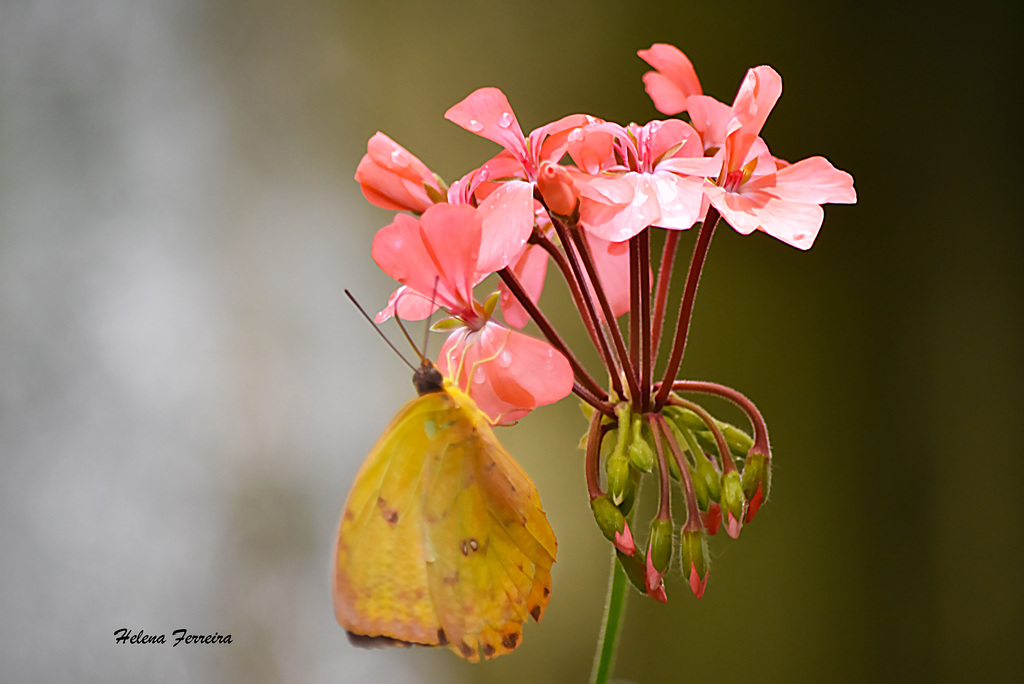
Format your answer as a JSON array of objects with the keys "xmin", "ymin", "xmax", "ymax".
[
  {"xmin": 445, "ymin": 87, "xmax": 594, "ymax": 270},
  {"xmin": 355, "ymin": 132, "xmax": 445, "ymax": 214},
  {"xmin": 704, "ymin": 66, "xmax": 857, "ymax": 249},
  {"xmin": 439, "ymin": 320, "xmax": 574, "ymax": 425},
  {"xmin": 371, "ymin": 203, "xmax": 573, "ymax": 422},
  {"xmin": 569, "ymin": 119, "xmax": 719, "ymax": 242}
]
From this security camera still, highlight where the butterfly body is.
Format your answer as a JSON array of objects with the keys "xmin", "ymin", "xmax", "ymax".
[{"xmin": 333, "ymin": 365, "xmax": 556, "ymax": 662}]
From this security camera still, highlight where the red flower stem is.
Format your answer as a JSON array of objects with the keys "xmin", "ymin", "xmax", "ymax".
[
  {"xmin": 647, "ymin": 414, "xmax": 672, "ymax": 521},
  {"xmin": 651, "ymin": 229, "xmax": 681, "ymax": 365},
  {"xmin": 638, "ymin": 230, "xmax": 652, "ymax": 413},
  {"xmin": 564, "ymin": 221, "xmax": 640, "ymax": 404},
  {"xmin": 665, "ymin": 395, "xmax": 734, "ymax": 473},
  {"xmin": 652, "ymin": 208, "xmax": 721, "ymax": 411},
  {"xmin": 653, "ymin": 415, "xmax": 702, "ymax": 522},
  {"xmin": 629, "ymin": 236, "xmax": 640, "ymax": 387},
  {"xmin": 497, "ymin": 267, "xmax": 607, "ymax": 401},
  {"xmin": 670, "ymin": 380, "xmax": 771, "ymax": 456},
  {"xmin": 585, "ymin": 409, "xmax": 607, "ymax": 500},
  {"xmin": 532, "ymin": 229, "xmax": 608, "ymax": 373},
  {"xmin": 547, "ymin": 214, "xmax": 625, "ymax": 400}
]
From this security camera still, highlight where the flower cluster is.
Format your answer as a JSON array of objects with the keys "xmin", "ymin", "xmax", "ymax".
[{"xmin": 356, "ymin": 44, "xmax": 854, "ymax": 599}]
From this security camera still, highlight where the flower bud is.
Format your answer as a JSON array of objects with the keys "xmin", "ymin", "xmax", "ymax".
[
  {"xmin": 616, "ymin": 548, "xmax": 664, "ymax": 601},
  {"xmin": 694, "ymin": 452, "xmax": 721, "ymax": 504},
  {"xmin": 355, "ymin": 132, "xmax": 445, "ymax": 213},
  {"xmin": 536, "ymin": 161, "xmax": 579, "ymax": 217},
  {"xmin": 590, "ymin": 495, "xmax": 635, "ymax": 555},
  {"xmin": 720, "ymin": 470, "xmax": 746, "ymax": 539},
  {"xmin": 627, "ymin": 416, "xmax": 655, "ymax": 473},
  {"xmin": 741, "ymin": 450, "xmax": 771, "ymax": 523},
  {"xmin": 606, "ymin": 451, "xmax": 631, "ymax": 506},
  {"xmin": 645, "ymin": 519, "xmax": 674, "ymax": 598},
  {"xmin": 648, "ymin": 519, "xmax": 674, "ymax": 576},
  {"xmin": 680, "ymin": 527, "xmax": 710, "ymax": 599}
]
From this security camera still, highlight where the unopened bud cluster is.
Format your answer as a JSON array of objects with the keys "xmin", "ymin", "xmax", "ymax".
[{"xmin": 588, "ymin": 400, "xmax": 771, "ymax": 602}]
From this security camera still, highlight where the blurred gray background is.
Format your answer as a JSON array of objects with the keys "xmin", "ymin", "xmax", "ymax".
[{"xmin": 2, "ymin": 1, "xmax": 1021, "ymax": 682}]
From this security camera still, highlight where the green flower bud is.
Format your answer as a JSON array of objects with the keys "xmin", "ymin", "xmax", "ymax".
[
  {"xmin": 590, "ymin": 495, "xmax": 635, "ymax": 555},
  {"xmin": 695, "ymin": 454, "xmax": 721, "ymax": 504},
  {"xmin": 606, "ymin": 451, "xmax": 630, "ymax": 506},
  {"xmin": 680, "ymin": 527, "xmax": 710, "ymax": 598},
  {"xmin": 720, "ymin": 470, "xmax": 746, "ymax": 539},
  {"xmin": 648, "ymin": 519, "xmax": 674, "ymax": 574},
  {"xmin": 741, "ymin": 450, "xmax": 771, "ymax": 523},
  {"xmin": 627, "ymin": 416, "xmax": 655, "ymax": 472}
]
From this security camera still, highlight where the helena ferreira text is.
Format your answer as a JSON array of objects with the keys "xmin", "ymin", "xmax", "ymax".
[{"xmin": 114, "ymin": 628, "xmax": 232, "ymax": 646}]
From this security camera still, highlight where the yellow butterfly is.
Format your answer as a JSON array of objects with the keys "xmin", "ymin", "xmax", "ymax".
[{"xmin": 333, "ymin": 359, "xmax": 557, "ymax": 662}]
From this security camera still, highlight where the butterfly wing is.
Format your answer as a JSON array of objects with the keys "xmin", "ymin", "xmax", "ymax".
[
  {"xmin": 333, "ymin": 385, "xmax": 557, "ymax": 661},
  {"xmin": 333, "ymin": 391, "xmax": 447, "ymax": 647},
  {"xmin": 419, "ymin": 385, "xmax": 557, "ymax": 661}
]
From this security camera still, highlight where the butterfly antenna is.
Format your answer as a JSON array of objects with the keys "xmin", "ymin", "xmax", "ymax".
[{"xmin": 344, "ymin": 289, "xmax": 417, "ymax": 372}]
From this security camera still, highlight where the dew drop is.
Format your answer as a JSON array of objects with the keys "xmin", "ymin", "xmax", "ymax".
[
  {"xmin": 568, "ymin": 128, "xmax": 584, "ymax": 144},
  {"xmin": 497, "ymin": 112, "xmax": 515, "ymax": 129},
  {"xmin": 467, "ymin": 119, "xmax": 484, "ymax": 132},
  {"xmin": 497, "ymin": 349, "xmax": 513, "ymax": 368},
  {"xmin": 390, "ymin": 149, "xmax": 407, "ymax": 166},
  {"xmin": 477, "ymin": 168, "xmax": 489, "ymax": 182},
  {"xmin": 473, "ymin": 367, "xmax": 487, "ymax": 384}
]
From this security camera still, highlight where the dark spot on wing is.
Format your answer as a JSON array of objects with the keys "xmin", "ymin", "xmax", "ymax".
[
  {"xmin": 437, "ymin": 628, "xmax": 448, "ymax": 646},
  {"xmin": 530, "ymin": 605, "xmax": 541, "ymax": 621},
  {"xmin": 458, "ymin": 640, "xmax": 475, "ymax": 658},
  {"xmin": 543, "ymin": 586, "xmax": 550, "ymax": 597},
  {"xmin": 377, "ymin": 496, "xmax": 399, "ymax": 525},
  {"xmin": 460, "ymin": 537, "xmax": 479, "ymax": 556},
  {"xmin": 501, "ymin": 632, "xmax": 519, "ymax": 649},
  {"xmin": 483, "ymin": 643, "xmax": 496, "ymax": 657}
]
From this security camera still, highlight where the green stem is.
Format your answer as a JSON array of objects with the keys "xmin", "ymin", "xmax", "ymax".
[{"xmin": 590, "ymin": 549, "xmax": 629, "ymax": 684}]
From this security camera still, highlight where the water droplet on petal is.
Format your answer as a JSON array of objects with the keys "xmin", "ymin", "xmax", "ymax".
[
  {"xmin": 497, "ymin": 350, "xmax": 513, "ymax": 368},
  {"xmin": 390, "ymin": 149, "xmax": 407, "ymax": 166},
  {"xmin": 473, "ymin": 367, "xmax": 487, "ymax": 384},
  {"xmin": 477, "ymin": 168, "xmax": 489, "ymax": 182},
  {"xmin": 497, "ymin": 112, "xmax": 515, "ymax": 129},
  {"xmin": 467, "ymin": 119, "xmax": 484, "ymax": 132},
  {"xmin": 568, "ymin": 128, "xmax": 584, "ymax": 144}
]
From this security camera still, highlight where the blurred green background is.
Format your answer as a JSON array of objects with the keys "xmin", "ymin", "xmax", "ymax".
[{"xmin": 2, "ymin": 1, "xmax": 1021, "ymax": 682}]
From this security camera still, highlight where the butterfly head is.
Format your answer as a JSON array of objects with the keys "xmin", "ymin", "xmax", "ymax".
[{"xmin": 412, "ymin": 361, "xmax": 445, "ymax": 396}]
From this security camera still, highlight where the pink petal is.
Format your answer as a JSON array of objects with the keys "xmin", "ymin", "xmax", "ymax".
[
  {"xmin": 438, "ymin": 322, "xmax": 573, "ymax": 424},
  {"xmin": 577, "ymin": 172, "xmax": 660, "ymax": 242},
  {"xmin": 769, "ymin": 156, "xmax": 857, "ymax": 205},
  {"xmin": 499, "ymin": 241, "xmax": 550, "ymax": 329},
  {"xmin": 613, "ymin": 522, "xmax": 636, "ymax": 555},
  {"xmin": 371, "ymin": 213, "xmax": 453, "ymax": 300},
  {"xmin": 685, "ymin": 95, "xmax": 733, "ymax": 153},
  {"xmin": 687, "ymin": 561, "xmax": 708, "ymax": 599},
  {"xmin": 726, "ymin": 66, "xmax": 783, "ymax": 169},
  {"xmin": 585, "ymin": 234, "xmax": 632, "ymax": 318},
  {"xmin": 374, "ymin": 285, "xmax": 439, "ymax": 323},
  {"xmin": 730, "ymin": 65, "xmax": 783, "ymax": 141},
  {"xmin": 648, "ymin": 171, "xmax": 704, "ymax": 230},
  {"xmin": 477, "ymin": 180, "xmax": 537, "ymax": 273},
  {"xmin": 638, "ymin": 44, "xmax": 702, "ymax": 115},
  {"xmin": 445, "ymin": 87, "xmax": 528, "ymax": 165},
  {"xmin": 747, "ymin": 197, "xmax": 825, "ymax": 250},
  {"xmin": 418, "ymin": 204, "xmax": 483, "ymax": 303}
]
